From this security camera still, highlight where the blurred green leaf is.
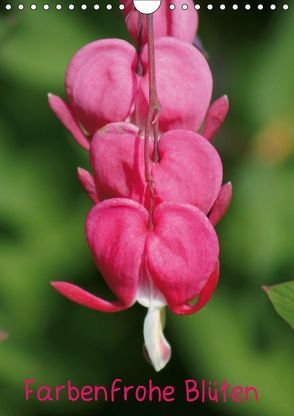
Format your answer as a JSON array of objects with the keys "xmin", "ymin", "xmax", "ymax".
[
  {"xmin": 222, "ymin": 161, "xmax": 294, "ymax": 280},
  {"xmin": 264, "ymin": 281, "xmax": 294, "ymax": 329},
  {"xmin": 1, "ymin": 6, "xmax": 293, "ymax": 416},
  {"xmin": 0, "ymin": 12, "xmax": 96, "ymax": 90},
  {"xmin": 172, "ymin": 292, "xmax": 294, "ymax": 416},
  {"xmin": 0, "ymin": 330, "xmax": 8, "ymax": 342},
  {"xmin": 235, "ymin": 7, "xmax": 294, "ymax": 128}
]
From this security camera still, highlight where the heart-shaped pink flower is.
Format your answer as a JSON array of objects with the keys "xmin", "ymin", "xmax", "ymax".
[
  {"xmin": 49, "ymin": 39, "xmax": 138, "ymax": 149},
  {"xmin": 121, "ymin": 0, "xmax": 198, "ymax": 45},
  {"xmin": 52, "ymin": 198, "xmax": 219, "ymax": 370},
  {"xmin": 137, "ymin": 37, "xmax": 212, "ymax": 132},
  {"xmin": 49, "ymin": 37, "xmax": 212, "ymax": 149},
  {"xmin": 89, "ymin": 123, "xmax": 222, "ymax": 214},
  {"xmin": 49, "ymin": 8, "xmax": 232, "ymax": 372}
]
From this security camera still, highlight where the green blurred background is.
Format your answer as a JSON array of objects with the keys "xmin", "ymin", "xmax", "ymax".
[{"xmin": 0, "ymin": 1, "xmax": 293, "ymax": 415}]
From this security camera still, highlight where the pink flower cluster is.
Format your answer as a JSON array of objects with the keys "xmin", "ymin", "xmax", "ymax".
[{"xmin": 49, "ymin": 2, "xmax": 232, "ymax": 371}]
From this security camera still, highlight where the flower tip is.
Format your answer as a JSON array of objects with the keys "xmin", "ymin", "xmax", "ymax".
[
  {"xmin": 226, "ymin": 182, "xmax": 233, "ymax": 196},
  {"xmin": 47, "ymin": 93, "xmax": 59, "ymax": 107},
  {"xmin": 50, "ymin": 281, "xmax": 67, "ymax": 297},
  {"xmin": 203, "ymin": 95, "xmax": 229, "ymax": 141},
  {"xmin": 223, "ymin": 94, "xmax": 230, "ymax": 109},
  {"xmin": 143, "ymin": 307, "xmax": 171, "ymax": 372},
  {"xmin": 47, "ymin": 94, "xmax": 90, "ymax": 150},
  {"xmin": 154, "ymin": 351, "xmax": 171, "ymax": 372},
  {"xmin": 218, "ymin": 94, "xmax": 229, "ymax": 110},
  {"xmin": 77, "ymin": 167, "xmax": 99, "ymax": 203},
  {"xmin": 47, "ymin": 92, "xmax": 55, "ymax": 101},
  {"xmin": 209, "ymin": 183, "xmax": 233, "ymax": 226},
  {"xmin": 50, "ymin": 281, "xmax": 68, "ymax": 295},
  {"xmin": 50, "ymin": 280, "xmax": 62, "ymax": 290}
]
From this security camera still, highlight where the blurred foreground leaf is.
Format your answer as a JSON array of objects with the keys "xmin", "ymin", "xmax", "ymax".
[{"xmin": 263, "ymin": 281, "xmax": 294, "ymax": 329}]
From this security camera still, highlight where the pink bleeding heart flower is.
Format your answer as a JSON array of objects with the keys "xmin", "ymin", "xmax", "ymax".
[
  {"xmin": 137, "ymin": 37, "xmax": 213, "ymax": 132},
  {"xmin": 52, "ymin": 198, "xmax": 219, "ymax": 371},
  {"xmin": 77, "ymin": 167, "xmax": 232, "ymax": 227},
  {"xmin": 49, "ymin": 37, "xmax": 212, "ymax": 149},
  {"xmin": 49, "ymin": 39, "xmax": 138, "ymax": 150},
  {"xmin": 121, "ymin": 0, "xmax": 198, "ymax": 45},
  {"xmin": 88, "ymin": 123, "xmax": 222, "ymax": 214}
]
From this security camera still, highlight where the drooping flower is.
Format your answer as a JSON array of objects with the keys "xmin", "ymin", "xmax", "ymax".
[
  {"xmin": 52, "ymin": 198, "xmax": 219, "ymax": 371},
  {"xmin": 85, "ymin": 123, "xmax": 222, "ymax": 214},
  {"xmin": 49, "ymin": 7, "xmax": 233, "ymax": 372},
  {"xmin": 49, "ymin": 37, "xmax": 212, "ymax": 149},
  {"xmin": 136, "ymin": 37, "xmax": 212, "ymax": 132},
  {"xmin": 48, "ymin": 39, "xmax": 138, "ymax": 149},
  {"xmin": 78, "ymin": 164, "xmax": 232, "ymax": 228},
  {"xmin": 120, "ymin": 0, "xmax": 198, "ymax": 45}
]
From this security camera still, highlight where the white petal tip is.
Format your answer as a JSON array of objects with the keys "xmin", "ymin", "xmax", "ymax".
[{"xmin": 143, "ymin": 306, "xmax": 171, "ymax": 372}]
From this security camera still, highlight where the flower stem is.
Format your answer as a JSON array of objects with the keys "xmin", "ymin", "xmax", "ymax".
[
  {"xmin": 144, "ymin": 14, "xmax": 161, "ymax": 230},
  {"xmin": 135, "ymin": 14, "xmax": 143, "ymax": 76}
]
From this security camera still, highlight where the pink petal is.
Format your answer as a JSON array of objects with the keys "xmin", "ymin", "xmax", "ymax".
[
  {"xmin": 138, "ymin": 37, "xmax": 213, "ymax": 132},
  {"xmin": 169, "ymin": 262, "xmax": 219, "ymax": 315},
  {"xmin": 48, "ymin": 94, "xmax": 89, "ymax": 150},
  {"xmin": 51, "ymin": 281, "xmax": 130, "ymax": 312},
  {"xmin": 65, "ymin": 39, "xmax": 138, "ymax": 135},
  {"xmin": 146, "ymin": 202, "xmax": 219, "ymax": 308},
  {"xmin": 77, "ymin": 168, "xmax": 99, "ymax": 204},
  {"xmin": 98, "ymin": 121, "xmax": 139, "ymax": 136},
  {"xmin": 153, "ymin": 130, "xmax": 223, "ymax": 213},
  {"xmin": 53, "ymin": 200, "xmax": 220, "ymax": 315},
  {"xmin": 203, "ymin": 95, "xmax": 229, "ymax": 141},
  {"xmin": 209, "ymin": 182, "xmax": 233, "ymax": 226},
  {"xmin": 86, "ymin": 199, "xmax": 148, "ymax": 306},
  {"xmin": 90, "ymin": 125, "xmax": 146, "ymax": 203},
  {"xmin": 137, "ymin": 268, "xmax": 166, "ymax": 308},
  {"xmin": 123, "ymin": 0, "xmax": 198, "ymax": 44},
  {"xmin": 90, "ymin": 128, "xmax": 222, "ymax": 213},
  {"xmin": 168, "ymin": 0, "xmax": 198, "ymax": 42},
  {"xmin": 143, "ymin": 306, "xmax": 171, "ymax": 372}
]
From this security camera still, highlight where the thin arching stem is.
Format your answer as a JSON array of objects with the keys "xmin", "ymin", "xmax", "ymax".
[
  {"xmin": 136, "ymin": 14, "xmax": 144, "ymax": 76},
  {"xmin": 144, "ymin": 14, "xmax": 161, "ymax": 230},
  {"xmin": 134, "ymin": 14, "xmax": 144, "ymax": 126},
  {"xmin": 147, "ymin": 15, "xmax": 160, "ymax": 163}
]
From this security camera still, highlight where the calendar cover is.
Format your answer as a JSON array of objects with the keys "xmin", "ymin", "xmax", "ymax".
[{"xmin": 0, "ymin": 1, "xmax": 293, "ymax": 415}]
